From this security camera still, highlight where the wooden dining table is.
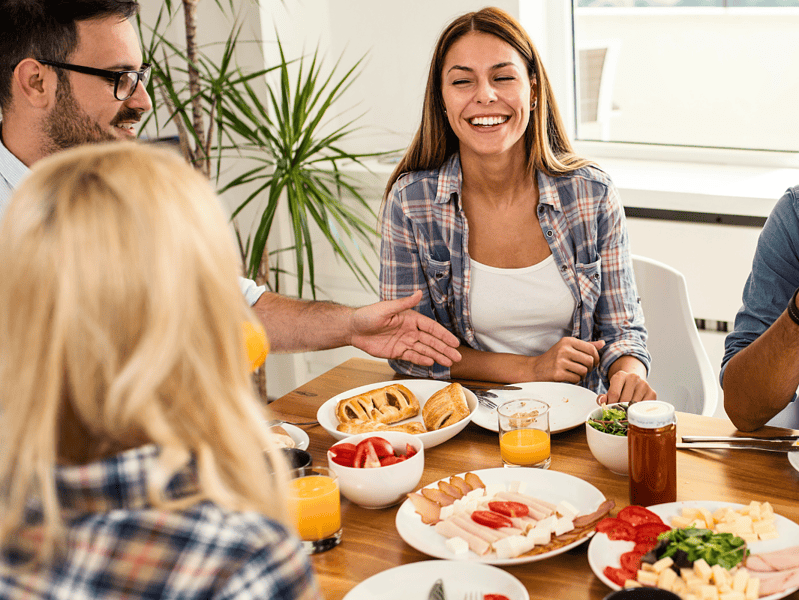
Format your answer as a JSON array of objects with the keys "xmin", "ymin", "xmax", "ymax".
[{"xmin": 269, "ymin": 358, "xmax": 799, "ymax": 600}]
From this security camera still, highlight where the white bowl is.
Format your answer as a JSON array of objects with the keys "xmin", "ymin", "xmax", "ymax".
[
  {"xmin": 316, "ymin": 379, "xmax": 478, "ymax": 449},
  {"xmin": 327, "ymin": 431, "xmax": 424, "ymax": 509},
  {"xmin": 585, "ymin": 404, "xmax": 629, "ymax": 476}
]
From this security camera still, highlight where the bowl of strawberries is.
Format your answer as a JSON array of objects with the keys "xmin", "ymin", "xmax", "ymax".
[{"xmin": 327, "ymin": 432, "xmax": 424, "ymax": 509}]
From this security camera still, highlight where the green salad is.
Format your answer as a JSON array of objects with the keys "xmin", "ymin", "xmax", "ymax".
[
  {"xmin": 588, "ymin": 405, "xmax": 628, "ymax": 436},
  {"xmin": 654, "ymin": 526, "xmax": 748, "ymax": 570}
]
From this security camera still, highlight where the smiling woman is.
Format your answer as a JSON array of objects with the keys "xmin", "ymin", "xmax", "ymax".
[{"xmin": 378, "ymin": 7, "xmax": 656, "ymax": 406}]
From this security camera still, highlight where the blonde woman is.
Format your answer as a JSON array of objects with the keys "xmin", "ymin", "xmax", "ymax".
[
  {"xmin": 381, "ymin": 7, "xmax": 655, "ymax": 404},
  {"xmin": 0, "ymin": 143, "xmax": 320, "ymax": 599}
]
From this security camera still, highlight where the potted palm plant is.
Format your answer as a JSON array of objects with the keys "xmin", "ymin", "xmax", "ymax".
[{"xmin": 138, "ymin": 0, "xmax": 382, "ymax": 299}]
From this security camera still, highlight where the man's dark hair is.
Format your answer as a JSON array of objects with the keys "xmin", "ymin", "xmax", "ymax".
[{"xmin": 0, "ymin": 0, "xmax": 139, "ymax": 111}]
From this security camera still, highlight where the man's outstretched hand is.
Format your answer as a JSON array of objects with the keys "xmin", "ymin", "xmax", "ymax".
[{"xmin": 350, "ymin": 290, "xmax": 461, "ymax": 367}]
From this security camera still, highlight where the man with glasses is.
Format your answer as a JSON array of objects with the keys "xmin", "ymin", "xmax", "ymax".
[{"xmin": 0, "ymin": 0, "xmax": 461, "ymax": 370}]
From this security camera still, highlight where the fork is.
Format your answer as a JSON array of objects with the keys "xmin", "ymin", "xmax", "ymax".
[
  {"xmin": 462, "ymin": 593, "xmax": 481, "ymax": 600},
  {"xmin": 474, "ymin": 392, "xmax": 497, "ymax": 410}
]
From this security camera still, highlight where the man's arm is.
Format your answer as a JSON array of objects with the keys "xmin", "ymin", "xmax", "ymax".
[
  {"xmin": 723, "ymin": 295, "xmax": 799, "ymax": 431},
  {"xmin": 251, "ymin": 290, "xmax": 461, "ymax": 367}
]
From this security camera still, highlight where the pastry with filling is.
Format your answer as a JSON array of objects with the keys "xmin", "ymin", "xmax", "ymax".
[
  {"xmin": 422, "ymin": 382, "xmax": 470, "ymax": 430},
  {"xmin": 270, "ymin": 425, "xmax": 296, "ymax": 448},
  {"xmin": 335, "ymin": 384, "xmax": 419, "ymax": 426},
  {"xmin": 336, "ymin": 420, "xmax": 427, "ymax": 434}
]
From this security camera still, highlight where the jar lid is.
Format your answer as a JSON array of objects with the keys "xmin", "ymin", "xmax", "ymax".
[{"xmin": 627, "ymin": 401, "xmax": 675, "ymax": 428}]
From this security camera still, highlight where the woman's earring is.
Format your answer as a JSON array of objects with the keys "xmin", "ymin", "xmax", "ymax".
[{"xmin": 531, "ymin": 98, "xmax": 538, "ymax": 110}]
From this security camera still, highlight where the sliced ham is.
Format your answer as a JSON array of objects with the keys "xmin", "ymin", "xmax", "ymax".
[
  {"xmin": 494, "ymin": 491, "xmax": 553, "ymax": 520},
  {"xmin": 451, "ymin": 513, "xmax": 523, "ymax": 543},
  {"xmin": 573, "ymin": 499, "xmax": 616, "ymax": 528},
  {"xmin": 746, "ymin": 545, "xmax": 799, "ymax": 572},
  {"xmin": 752, "ymin": 566, "xmax": 799, "ymax": 597},
  {"xmin": 435, "ymin": 519, "xmax": 490, "ymax": 555}
]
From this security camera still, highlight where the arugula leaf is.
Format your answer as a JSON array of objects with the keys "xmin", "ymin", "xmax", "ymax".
[
  {"xmin": 588, "ymin": 406, "xmax": 629, "ymax": 436},
  {"xmin": 656, "ymin": 526, "xmax": 748, "ymax": 570}
]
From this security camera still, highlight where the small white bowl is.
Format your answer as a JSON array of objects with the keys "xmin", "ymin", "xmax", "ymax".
[
  {"xmin": 327, "ymin": 431, "xmax": 424, "ymax": 509},
  {"xmin": 585, "ymin": 404, "xmax": 629, "ymax": 476}
]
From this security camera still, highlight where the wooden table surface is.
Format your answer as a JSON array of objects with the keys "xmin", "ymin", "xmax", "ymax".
[{"xmin": 270, "ymin": 358, "xmax": 799, "ymax": 600}]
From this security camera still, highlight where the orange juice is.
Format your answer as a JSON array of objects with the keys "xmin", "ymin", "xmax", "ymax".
[
  {"xmin": 290, "ymin": 475, "xmax": 341, "ymax": 540},
  {"xmin": 500, "ymin": 429, "xmax": 550, "ymax": 466}
]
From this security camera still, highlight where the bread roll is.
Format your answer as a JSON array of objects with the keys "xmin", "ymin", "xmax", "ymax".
[
  {"xmin": 422, "ymin": 382, "xmax": 470, "ymax": 430},
  {"xmin": 270, "ymin": 425, "xmax": 296, "ymax": 448},
  {"xmin": 335, "ymin": 384, "xmax": 419, "ymax": 425},
  {"xmin": 336, "ymin": 420, "xmax": 427, "ymax": 435}
]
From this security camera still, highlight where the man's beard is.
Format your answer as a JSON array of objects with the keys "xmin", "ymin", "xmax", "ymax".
[{"xmin": 43, "ymin": 81, "xmax": 140, "ymax": 151}]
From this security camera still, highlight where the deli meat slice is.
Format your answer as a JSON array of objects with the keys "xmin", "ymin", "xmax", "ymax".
[
  {"xmin": 752, "ymin": 566, "xmax": 799, "ymax": 597},
  {"xmin": 493, "ymin": 491, "xmax": 554, "ymax": 520},
  {"xmin": 572, "ymin": 499, "xmax": 615, "ymax": 528},
  {"xmin": 746, "ymin": 545, "xmax": 799, "ymax": 572},
  {"xmin": 434, "ymin": 519, "xmax": 490, "ymax": 555}
]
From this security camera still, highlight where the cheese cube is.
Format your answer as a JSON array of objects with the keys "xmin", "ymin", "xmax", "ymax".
[
  {"xmin": 699, "ymin": 507, "xmax": 715, "ymax": 527},
  {"xmin": 637, "ymin": 570, "xmax": 659, "ymax": 586},
  {"xmin": 747, "ymin": 501, "xmax": 761, "ymax": 521},
  {"xmin": 657, "ymin": 567, "xmax": 678, "ymax": 590},
  {"xmin": 739, "ymin": 533, "xmax": 758, "ymax": 544},
  {"xmin": 484, "ymin": 483, "xmax": 505, "ymax": 498},
  {"xmin": 699, "ymin": 584, "xmax": 719, "ymax": 600},
  {"xmin": 507, "ymin": 480, "xmax": 521, "ymax": 493},
  {"xmin": 732, "ymin": 515, "xmax": 753, "ymax": 533},
  {"xmin": 556, "ymin": 500, "xmax": 580, "ymax": 520},
  {"xmin": 553, "ymin": 517, "xmax": 574, "ymax": 536},
  {"xmin": 493, "ymin": 535, "xmax": 529, "ymax": 559},
  {"xmin": 445, "ymin": 536, "xmax": 469, "ymax": 555},
  {"xmin": 683, "ymin": 507, "xmax": 703, "ymax": 520},
  {"xmin": 731, "ymin": 568, "xmax": 749, "ymax": 593},
  {"xmin": 535, "ymin": 515, "xmax": 557, "ymax": 533},
  {"xmin": 623, "ymin": 580, "xmax": 643, "ymax": 589},
  {"xmin": 694, "ymin": 559, "xmax": 712, "ymax": 583},
  {"xmin": 711, "ymin": 564, "xmax": 731, "ymax": 586},
  {"xmin": 719, "ymin": 592, "xmax": 745, "ymax": 600},
  {"xmin": 752, "ymin": 519, "xmax": 776, "ymax": 534},
  {"xmin": 761, "ymin": 502, "xmax": 774, "ymax": 519},
  {"xmin": 439, "ymin": 505, "xmax": 455, "ymax": 520},
  {"xmin": 671, "ymin": 516, "xmax": 695, "ymax": 528},
  {"xmin": 758, "ymin": 530, "xmax": 780, "ymax": 541},
  {"xmin": 653, "ymin": 556, "xmax": 675, "ymax": 574},
  {"xmin": 744, "ymin": 577, "xmax": 759, "ymax": 600},
  {"xmin": 527, "ymin": 527, "xmax": 551, "ymax": 546}
]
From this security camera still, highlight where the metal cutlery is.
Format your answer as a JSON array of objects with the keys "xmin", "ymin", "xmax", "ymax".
[
  {"xmin": 427, "ymin": 578, "xmax": 447, "ymax": 600},
  {"xmin": 681, "ymin": 435, "xmax": 799, "ymax": 442},
  {"xmin": 475, "ymin": 394, "xmax": 498, "ymax": 411},
  {"xmin": 678, "ymin": 439, "xmax": 799, "ymax": 453}
]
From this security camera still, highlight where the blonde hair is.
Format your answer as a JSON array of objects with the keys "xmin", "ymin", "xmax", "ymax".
[
  {"xmin": 383, "ymin": 6, "xmax": 591, "ymax": 203},
  {"xmin": 0, "ymin": 142, "xmax": 290, "ymax": 562}
]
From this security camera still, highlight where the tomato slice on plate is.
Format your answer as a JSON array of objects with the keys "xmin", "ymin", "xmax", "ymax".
[
  {"xmin": 471, "ymin": 510, "xmax": 513, "ymax": 529},
  {"xmin": 595, "ymin": 517, "xmax": 636, "ymax": 541},
  {"xmin": 633, "ymin": 539, "xmax": 657, "ymax": 555},
  {"xmin": 634, "ymin": 522, "xmax": 671, "ymax": 545},
  {"xmin": 604, "ymin": 566, "xmax": 636, "ymax": 588},
  {"xmin": 484, "ymin": 595, "xmax": 511, "ymax": 600},
  {"xmin": 620, "ymin": 550, "xmax": 644, "ymax": 573},
  {"xmin": 618, "ymin": 505, "xmax": 664, "ymax": 527},
  {"xmin": 488, "ymin": 501, "xmax": 529, "ymax": 518}
]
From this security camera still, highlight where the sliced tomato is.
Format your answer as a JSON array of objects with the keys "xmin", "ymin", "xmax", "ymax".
[
  {"xmin": 634, "ymin": 522, "xmax": 671, "ymax": 545},
  {"xmin": 354, "ymin": 439, "xmax": 381, "ymax": 468},
  {"xmin": 595, "ymin": 517, "xmax": 636, "ymax": 541},
  {"xmin": 471, "ymin": 510, "xmax": 513, "ymax": 529},
  {"xmin": 633, "ymin": 540, "xmax": 657, "ymax": 555},
  {"xmin": 404, "ymin": 443, "xmax": 418, "ymax": 459},
  {"xmin": 365, "ymin": 436, "xmax": 394, "ymax": 458},
  {"xmin": 618, "ymin": 505, "xmax": 664, "ymax": 527},
  {"xmin": 484, "ymin": 595, "xmax": 511, "ymax": 600},
  {"xmin": 488, "ymin": 501, "xmax": 529, "ymax": 518},
  {"xmin": 620, "ymin": 550, "xmax": 643, "ymax": 573},
  {"xmin": 379, "ymin": 455, "xmax": 406, "ymax": 466},
  {"xmin": 603, "ymin": 566, "xmax": 636, "ymax": 588},
  {"xmin": 328, "ymin": 443, "xmax": 357, "ymax": 468}
]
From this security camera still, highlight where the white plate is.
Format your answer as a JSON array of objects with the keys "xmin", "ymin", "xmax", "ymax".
[
  {"xmin": 587, "ymin": 500, "xmax": 799, "ymax": 600},
  {"xmin": 395, "ymin": 467, "xmax": 606, "ymax": 565},
  {"xmin": 789, "ymin": 451, "xmax": 799, "ymax": 472},
  {"xmin": 471, "ymin": 382, "xmax": 598, "ymax": 433},
  {"xmin": 342, "ymin": 559, "xmax": 529, "ymax": 600},
  {"xmin": 317, "ymin": 380, "xmax": 478, "ymax": 449},
  {"xmin": 282, "ymin": 423, "xmax": 309, "ymax": 450}
]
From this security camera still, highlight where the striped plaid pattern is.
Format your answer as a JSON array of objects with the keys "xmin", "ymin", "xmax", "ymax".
[
  {"xmin": 380, "ymin": 153, "xmax": 649, "ymax": 393},
  {"xmin": 0, "ymin": 446, "xmax": 319, "ymax": 600}
]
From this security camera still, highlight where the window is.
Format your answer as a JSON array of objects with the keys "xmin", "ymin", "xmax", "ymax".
[{"xmin": 571, "ymin": 0, "xmax": 799, "ymax": 155}]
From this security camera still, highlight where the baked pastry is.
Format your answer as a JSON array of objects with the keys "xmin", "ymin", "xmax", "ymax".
[
  {"xmin": 270, "ymin": 424, "xmax": 296, "ymax": 448},
  {"xmin": 422, "ymin": 383, "xmax": 470, "ymax": 430},
  {"xmin": 335, "ymin": 384, "xmax": 419, "ymax": 426},
  {"xmin": 336, "ymin": 420, "xmax": 427, "ymax": 434}
]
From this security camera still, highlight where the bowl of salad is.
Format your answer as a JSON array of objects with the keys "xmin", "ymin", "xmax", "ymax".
[{"xmin": 585, "ymin": 403, "xmax": 629, "ymax": 476}]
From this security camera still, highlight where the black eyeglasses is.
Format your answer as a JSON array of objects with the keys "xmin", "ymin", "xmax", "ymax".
[{"xmin": 37, "ymin": 60, "xmax": 151, "ymax": 101}]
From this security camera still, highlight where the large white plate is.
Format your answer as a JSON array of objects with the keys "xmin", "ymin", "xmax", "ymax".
[
  {"xmin": 342, "ymin": 559, "xmax": 529, "ymax": 600},
  {"xmin": 588, "ymin": 500, "xmax": 799, "ymax": 600},
  {"xmin": 317, "ymin": 380, "xmax": 478, "ymax": 449},
  {"xmin": 788, "ymin": 451, "xmax": 799, "ymax": 472},
  {"xmin": 471, "ymin": 381, "xmax": 598, "ymax": 433},
  {"xmin": 282, "ymin": 423, "xmax": 310, "ymax": 451},
  {"xmin": 395, "ymin": 467, "xmax": 607, "ymax": 565}
]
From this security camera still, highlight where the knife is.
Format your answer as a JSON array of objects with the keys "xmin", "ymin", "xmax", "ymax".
[
  {"xmin": 677, "ymin": 441, "xmax": 799, "ymax": 453},
  {"xmin": 462, "ymin": 384, "xmax": 522, "ymax": 393},
  {"xmin": 681, "ymin": 435, "xmax": 799, "ymax": 442},
  {"xmin": 427, "ymin": 578, "xmax": 447, "ymax": 600}
]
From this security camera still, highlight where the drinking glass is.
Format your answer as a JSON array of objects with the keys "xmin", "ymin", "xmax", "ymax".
[
  {"xmin": 288, "ymin": 466, "xmax": 342, "ymax": 553},
  {"xmin": 497, "ymin": 398, "xmax": 551, "ymax": 469}
]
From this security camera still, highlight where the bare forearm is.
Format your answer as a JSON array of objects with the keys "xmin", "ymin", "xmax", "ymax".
[
  {"xmin": 449, "ymin": 346, "xmax": 532, "ymax": 383},
  {"xmin": 252, "ymin": 292, "xmax": 353, "ymax": 353},
  {"xmin": 607, "ymin": 355, "xmax": 647, "ymax": 380},
  {"xmin": 723, "ymin": 308, "xmax": 799, "ymax": 431}
]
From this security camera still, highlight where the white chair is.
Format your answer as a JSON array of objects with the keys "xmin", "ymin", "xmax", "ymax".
[
  {"xmin": 576, "ymin": 39, "xmax": 621, "ymax": 141},
  {"xmin": 632, "ymin": 255, "xmax": 718, "ymax": 416}
]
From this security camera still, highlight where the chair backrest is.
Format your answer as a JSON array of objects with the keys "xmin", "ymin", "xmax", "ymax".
[
  {"xmin": 577, "ymin": 39, "xmax": 620, "ymax": 141},
  {"xmin": 632, "ymin": 255, "xmax": 718, "ymax": 416}
]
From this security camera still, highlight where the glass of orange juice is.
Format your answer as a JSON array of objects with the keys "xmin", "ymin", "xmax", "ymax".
[
  {"xmin": 497, "ymin": 398, "xmax": 551, "ymax": 469},
  {"xmin": 288, "ymin": 466, "xmax": 342, "ymax": 553}
]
